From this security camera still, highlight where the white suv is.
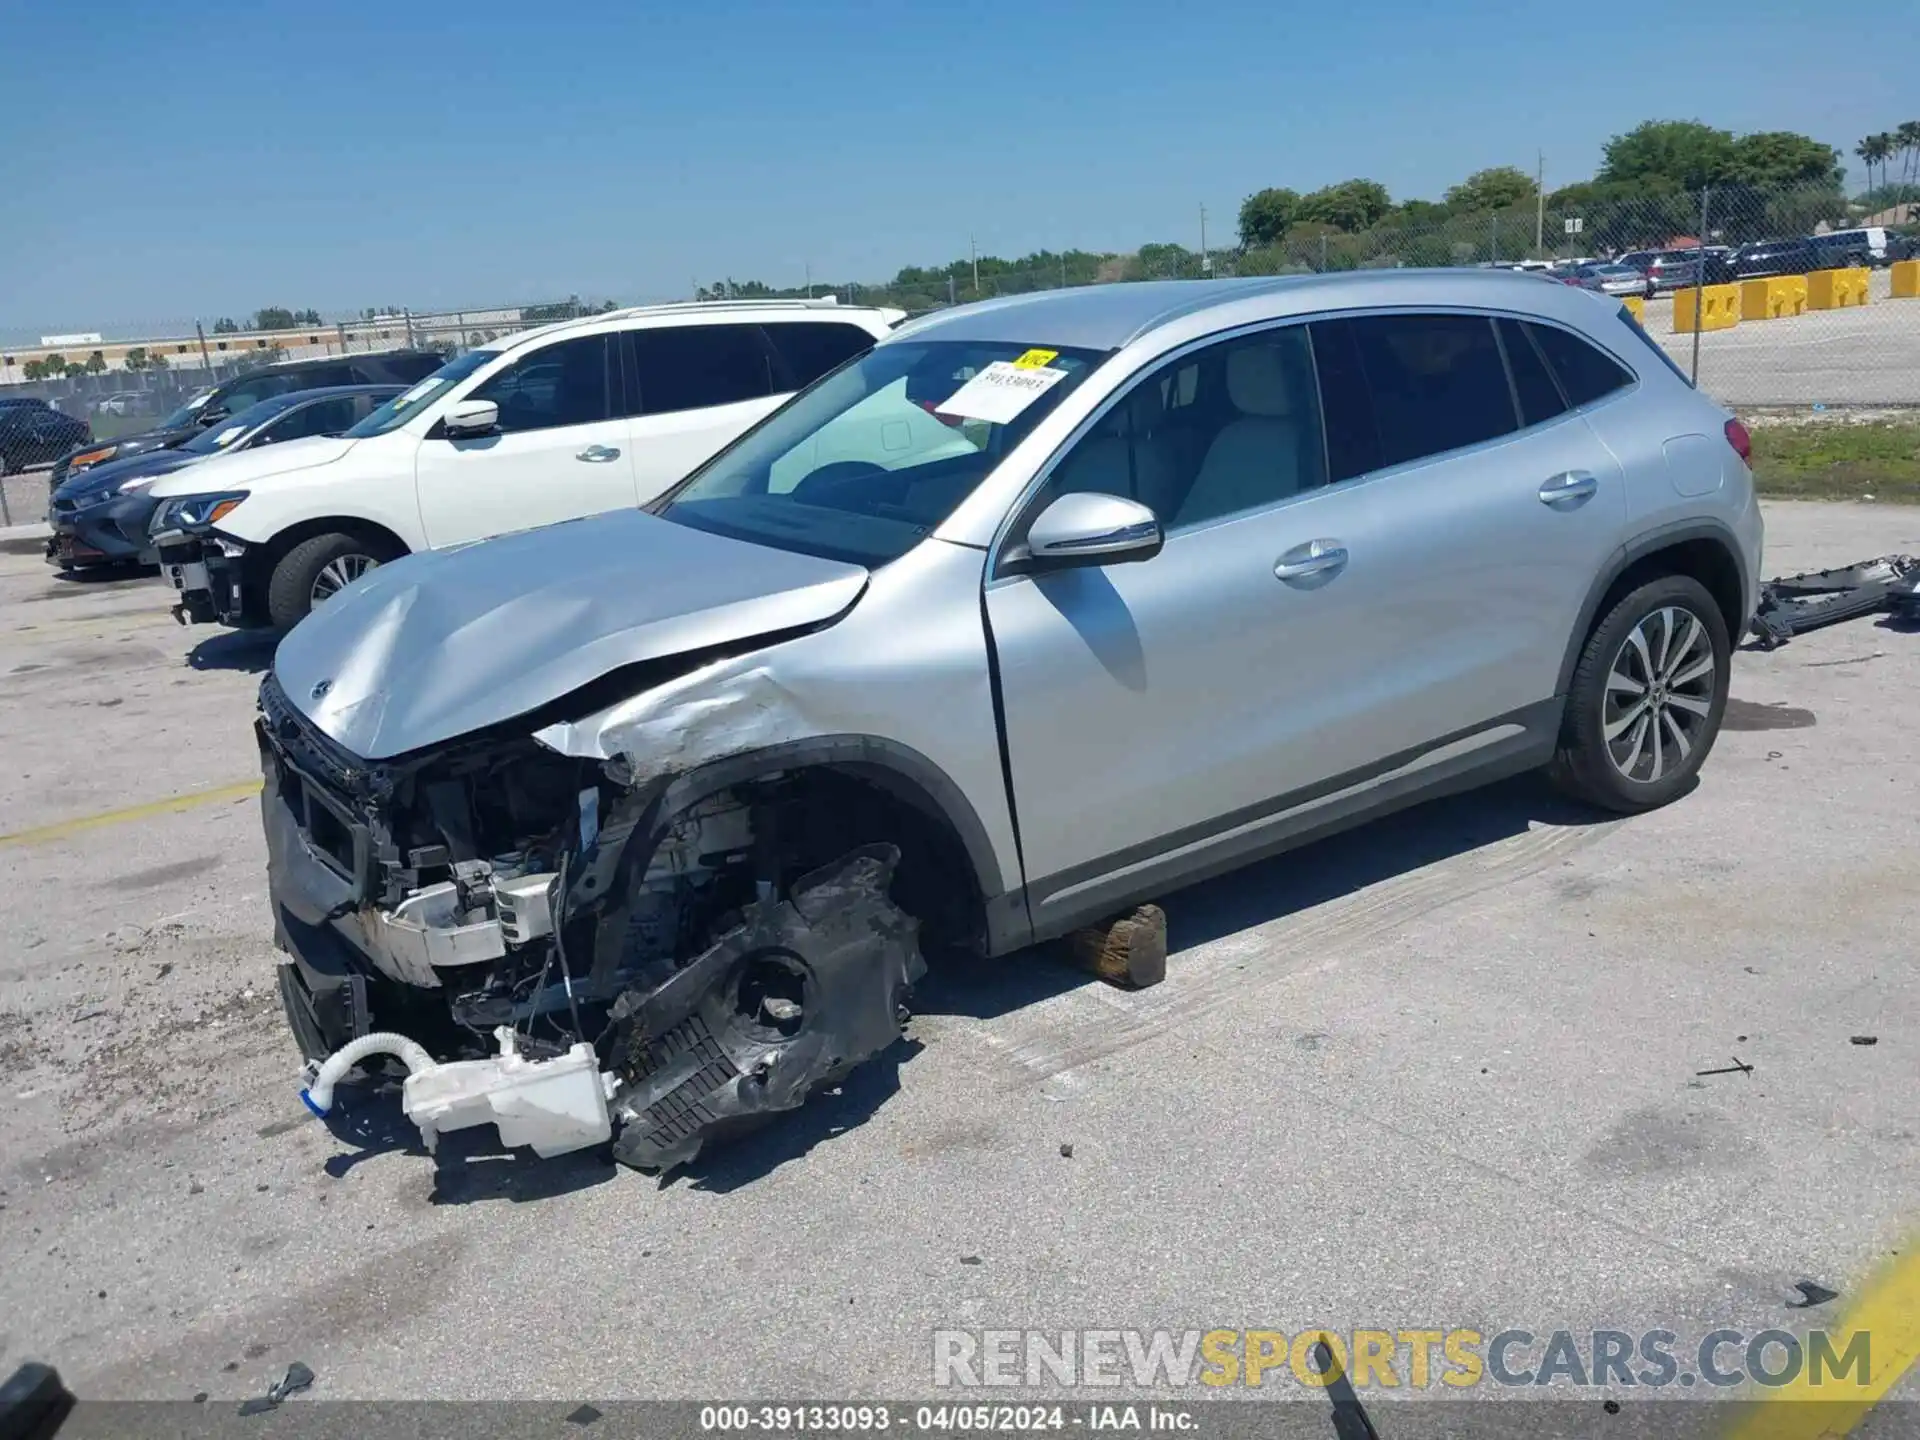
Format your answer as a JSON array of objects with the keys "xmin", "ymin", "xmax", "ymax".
[{"xmin": 150, "ymin": 299, "xmax": 903, "ymax": 630}]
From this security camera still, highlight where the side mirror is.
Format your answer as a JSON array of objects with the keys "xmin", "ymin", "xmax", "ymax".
[
  {"xmin": 1017, "ymin": 492, "xmax": 1163, "ymax": 572},
  {"xmin": 442, "ymin": 399, "xmax": 498, "ymax": 437}
]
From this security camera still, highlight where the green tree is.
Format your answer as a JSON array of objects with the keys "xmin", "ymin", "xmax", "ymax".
[
  {"xmin": 1598, "ymin": 120, "xmax": 1735, "ymax": 191},
  {"xmin": 1898, "ymin": 121, "xmax": 1920, "ymax": 186},
  {"xmin": 1237, "ymin": 187, "xmax": 1300, "ymax": 247},
  {"xmin": 21, "ymin": 359, "xmax": 48, "ymax": 381},
  {"xmin": 1444, "ymin": 166, "xmax": 1537, "ymax": 212},
  {"xmin": 1856, "ymin": 133, "xmax": 1892, "ymax": 192},
  {"xmin": 211, "ymin": 317, "xmax": 241, "ymax": 334},
  {"xmin": 296, "ymin": 307, "xmax": 322, "ymax": 326},
  {"xmin": 1136, "ymin": 242, "xmax": 1194, "ymax": 278},
  {"xmin": 84, "ymin": 350, "xmax": 107, "ymax": 375},
  {"xmin": 124, "ymin": 346, "xmax": 149, "ymax": 371},
  {"xmin": 253, "ymin": 307, "xmax": 296, "ymax": 330},
  {"xmin": 41, "ymin": 353, "xmax": 67, "ymax": 374},
  {"xmin": 1729, "ymin": 131, "xmax": 1841, "ymax": 190},
  {"xmin": 1297, "ymin": 178, "xmax": 1393, "ymax": 231}
]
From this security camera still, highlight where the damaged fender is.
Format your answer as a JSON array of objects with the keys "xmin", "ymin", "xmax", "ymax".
[{"xmin": 606, "ymin": 843, "xmax": 924, "ymax": 1173}]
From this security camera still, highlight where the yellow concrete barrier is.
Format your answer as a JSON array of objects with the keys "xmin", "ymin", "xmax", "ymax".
[
  {"xmin": 1806, "ymin": 266, "xmax": 1870, "ymax": 309},
  {"xmin": 1739, "ymin": 275, "xmax": 1808, "ymax": 320},
  {"xmin": 1622, "ymin": 295, "xmax": 1645, "ymax": 324},
  {"xmin": 1891, "ymin": 259, "xmax": 1920, "ymax": 299},
  {"xmin": 1672, "ymin": 284, "xmax": 1739, "ymax": 333}
]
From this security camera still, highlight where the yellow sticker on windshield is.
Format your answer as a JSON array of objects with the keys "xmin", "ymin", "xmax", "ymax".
[{"xmin": 1012, "ymin": 348, "xmax": 1059, "ymax": 370}]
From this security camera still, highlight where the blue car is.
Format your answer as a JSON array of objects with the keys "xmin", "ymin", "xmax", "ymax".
[{"xmin": 47, "ymin": 385, "xmax": 400, "ymax": 570}]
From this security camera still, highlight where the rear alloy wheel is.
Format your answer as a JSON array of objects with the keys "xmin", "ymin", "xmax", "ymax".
[
  {"xmin": 1551, "ymin": 575, "xmax": 1730, "ymax": 813},
  {"xmin": 267, "ymin": 531, "xmax": 400, "ymax": 630}
]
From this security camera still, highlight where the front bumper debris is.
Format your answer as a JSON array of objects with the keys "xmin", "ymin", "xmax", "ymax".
[{"xmin": 1749, "ymin": 555, "xmax": 1920, "ymax": 648}]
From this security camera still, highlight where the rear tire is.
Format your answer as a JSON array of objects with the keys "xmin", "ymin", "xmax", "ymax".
[
  {"xmin": 266, "ymin": 531, "xmax": 401, "ymax": 631},
  {"xmin": 1550, "ymin": 575, "xmax": 1730, "ymax": 814}
]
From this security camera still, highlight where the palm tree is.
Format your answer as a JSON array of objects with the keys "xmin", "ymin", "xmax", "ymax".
[
  {"xmin": 1856, "ymin": 134, "xmax": 1889, "ymax": 193},
  {"xmin": 1899, "ymin": 122, "xmax": 1920, "ymax": 188}
]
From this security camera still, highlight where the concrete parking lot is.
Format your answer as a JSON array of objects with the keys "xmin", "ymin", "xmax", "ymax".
[
  {"xmin": 1643, "ymin": 269, "xmax": 1918, "ymax": 408},
  {"xmin": 1, "ymin": 505, "xmax": 1917, "ymax": 1424}
]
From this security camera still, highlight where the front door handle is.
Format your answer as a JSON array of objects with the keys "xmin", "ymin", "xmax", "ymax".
[
  {"xmin": 576, "ymin": 444, "xmax": 622, "ymax": 463},
  {"xmin": 1538, "ymin": 470, "xmax": 1598, "ymax": 505},
  {"xmin": 1274, "ymin": 538, "xmax": 1348, "ymax": 584}
]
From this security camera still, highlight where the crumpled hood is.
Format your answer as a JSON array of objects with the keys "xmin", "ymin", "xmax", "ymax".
[
  {"xmin": 145, "ymin": 436, "xmax": 358, "ymax": 498},
  {"xmin": 272, "ymin": 508, "xmax": 869, "ymax": 759},
  {"xmin": 57, "ymin": 448, "xmax": 199, "ymax": 501}
]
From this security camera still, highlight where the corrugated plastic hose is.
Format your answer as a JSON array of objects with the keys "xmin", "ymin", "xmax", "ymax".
[{"xmin": 299, "ymin": 1032, "xmax": 436, "ymax": 1116}]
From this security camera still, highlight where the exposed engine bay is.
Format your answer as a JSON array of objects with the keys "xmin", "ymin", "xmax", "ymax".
[{"xmin": 258, "ymin": 674, "xmax": 932, "ymax": 1173}]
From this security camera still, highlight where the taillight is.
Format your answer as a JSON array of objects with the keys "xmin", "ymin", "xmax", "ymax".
[{"xmin": 1724, "ymin": 417, "xmax": 1751, "ymax": 465}]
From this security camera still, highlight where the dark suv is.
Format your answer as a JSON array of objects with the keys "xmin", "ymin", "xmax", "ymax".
[
  {"xmin": 47, "ymin": 350, "xmax": 444, "ymax": 491},
  {"xmin": 0, "ymin": 398, "xmax": 90, "ymax": 477}
]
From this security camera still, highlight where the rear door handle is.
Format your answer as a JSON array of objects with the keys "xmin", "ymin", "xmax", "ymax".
[
  {"xmin": 1538, "ymin": 470, "xmax": 1598, "ymax": 505},
  {"xmin": 1274, "ymin": 538, "xmax": 1348, "ymax": 584},
  {"xmin": 576, "ymin": 444, "xmax": 622, "ymax": 463}
]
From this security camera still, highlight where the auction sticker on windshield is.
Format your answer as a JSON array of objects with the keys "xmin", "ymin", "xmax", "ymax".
[
  {"xmin": 1012, "ymin": 348, "xmax": 1059, "ymax": 369},
  {"xmin": 937, "ymin": 361, "xmax": 1069, "ymax": 425}
]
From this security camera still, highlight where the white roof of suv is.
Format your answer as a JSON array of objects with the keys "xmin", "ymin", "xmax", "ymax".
[{"xmin": 494, "ymin": 297, "xmax": 907, "ymax": 354}]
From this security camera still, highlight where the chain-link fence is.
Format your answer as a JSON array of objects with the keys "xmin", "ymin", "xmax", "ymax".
[{"xmin": 5, "ymin": 184, "xmax": 1915, "ymax": 429}]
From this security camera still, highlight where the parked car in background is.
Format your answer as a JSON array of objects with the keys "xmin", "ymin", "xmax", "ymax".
[
  {"xmin": 1731, "ymin": 237, "xmax": 1818, "ymax": 279},
  {"xmin": 1644, "ymin": 248, "xmax": 1735, "ymax": 294},
  {"xmin": 0, "ymin": 398, "xmax": 90, "ymax": 476},
  {"xmin": 1570, "ymin": 263, "xmax": 1648, "ymax": 297},
  {"xmin": 152, "ymin": 299, "xmax": 902, "ymax": 630},
  {"xmin": 48, "ymin": 349, "xmax": 444, "ymax": 490},
  {"xmin": 1808, "ymin": 231, "xmax": 1879, "ymax": 270},
  {"xmin": 47, "ymin": 385, "xmax": 402, "ymax": 572},
  {"xmin": 92, "ymin": 391, "xmax": 148, "ymax": 418},
  {"xmin": 253, "ymin": 273, "xmax": 1759, "ymax": 1171}
]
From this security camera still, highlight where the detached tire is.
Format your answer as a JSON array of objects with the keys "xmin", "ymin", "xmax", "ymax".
[
  {"xmin": 1551, "ymin": 574, "xmax": 1730, "ymax": 814},
  {"xmin": 267, "ymin": 531, "xmax": 401, "ymax": 631}
]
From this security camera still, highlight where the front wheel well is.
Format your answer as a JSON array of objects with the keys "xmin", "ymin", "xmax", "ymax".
[{"xmin": 258, "ymin": 516, "xmax": 410, "ymax": 571}]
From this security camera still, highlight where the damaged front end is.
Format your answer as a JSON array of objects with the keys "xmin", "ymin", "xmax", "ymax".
[{"xmin": 258, "ymin": 673, "xmax": 926, "ymax": 1173}]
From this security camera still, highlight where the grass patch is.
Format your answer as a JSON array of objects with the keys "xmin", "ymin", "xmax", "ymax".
[{"xmin": 1749, "ymin": 419, "xmax": 1920, "ymax": 502}]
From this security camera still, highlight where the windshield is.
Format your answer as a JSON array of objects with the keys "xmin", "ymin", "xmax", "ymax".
[
  {"xmin": 654, "ymin": 339, "xmax": 1106, "ymax": 566},
  {"xmin": 345, "ymin": 349, "xmax": 496, "ymax": 437},
  {"xmin": 159, "ymin": 390, "xmax": 215, "ymax": 429},
  {"xmin": 180, "ymin": 396, "xmax": 290, "ymax": 454}
]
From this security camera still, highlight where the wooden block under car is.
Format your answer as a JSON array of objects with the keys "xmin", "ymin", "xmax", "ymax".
[{"xmin": 1064, "ymin": 904, "xmax": 1167, "ymax": 989}]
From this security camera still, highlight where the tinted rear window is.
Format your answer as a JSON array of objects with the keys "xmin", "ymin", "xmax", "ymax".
[
  {"xmin": 629, "ymin": 325, "xmax": 773, "ymax": 416},
  {"xmin": 762, "ymin": 322, "xmax": 876, "ymax": 390},
  {"xmin": 1341, "ymin": 313, "xmax": 1518, "ymax": 469},
  {"xmin": 1529, "ymin": 320, "xmax": 1637, "ymax": 405}
]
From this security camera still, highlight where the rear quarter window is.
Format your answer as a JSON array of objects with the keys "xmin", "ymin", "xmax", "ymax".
[
  {"xmin": 1529, "ymin": 319, "xmax": 1640, "ymax": 403},
  {"xmin": 762, "ymin": 322, "xmax": 878, "ymax": 391}
]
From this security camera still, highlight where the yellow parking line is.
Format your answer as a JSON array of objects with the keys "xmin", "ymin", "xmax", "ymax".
[
  {"xmin": 1724, "ymin": 1243, "xmax": 1920, "ymax": 1438},
  {"xmin": 0, "ymin": 778, "xmax": 262, "ymax": 848}
]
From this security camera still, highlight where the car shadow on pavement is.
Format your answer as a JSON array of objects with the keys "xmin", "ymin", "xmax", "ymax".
[
  {"xmin": 1161, "ymin": 772, "xmax": 1615, "ymax": 954},
  {"xmin": 187, "ymin": 629, "xmax": 277, "ymax": 673},
  {"xmin": 50, "ymin": 561, "xmax": 159, "ymax": 585}
]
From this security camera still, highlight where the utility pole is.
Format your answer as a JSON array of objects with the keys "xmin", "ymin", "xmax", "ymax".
[
  {"xmin": 805, "ymin": 263, "xmax": 813, "ymax": 299},
  {"xmin": 948, "ymin": 274, "xmax": 956, "ymax": 307},
  {"xmin": 194, "ymin": 320, "xmax": 213, "ymax": 372},
  {"xmin": 1535, "ymin": 150, "xmax": 1546, "ymax": 255},
  {"xmin": 1199, "ymin": 204, "xmax": 1209, "ymax": 275},
  {"xmin": 970, "ymin": 234, "xmax": 979, "ymax": 295}
]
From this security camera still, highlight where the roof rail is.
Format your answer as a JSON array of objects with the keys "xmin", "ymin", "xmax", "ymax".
[{"xmin": 594, "ymin": 296, "xmax": 851, "ymax": 322}]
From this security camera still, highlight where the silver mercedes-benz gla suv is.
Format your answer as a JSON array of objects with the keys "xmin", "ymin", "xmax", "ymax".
[{"xmin": 258, "ymin": 272, "xmax": 1762, "ymax": 1170}]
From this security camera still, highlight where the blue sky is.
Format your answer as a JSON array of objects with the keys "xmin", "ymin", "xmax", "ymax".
[{"xmin": 0, "ymin": 0, "xmax": 1909, "ymax": 336}]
